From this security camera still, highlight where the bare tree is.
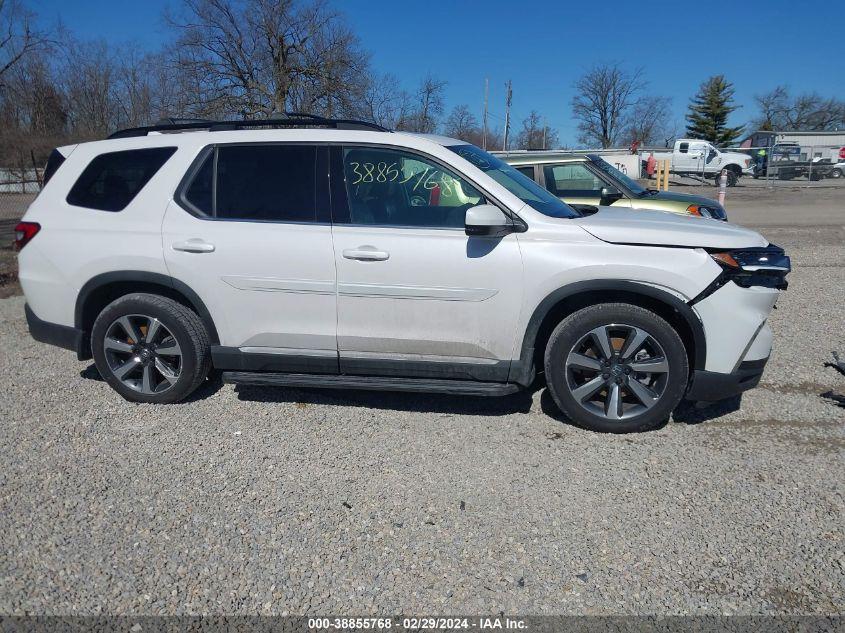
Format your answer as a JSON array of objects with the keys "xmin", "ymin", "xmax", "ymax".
[
  {"xmin": 754, "ymin": 85, "xmax": 845, "ymax": 131},
  {"xmin": 0, "ymin": 0, "xmax": 48, "ymax": 86},
  {"xmin": 625, "ymin": 95, "xmax": 672, "ymax": 146},
  {"xmin": 112, "ymin": 49, "xmax": 164, "ymax": 128},
  {"xmin": 571, "ymin": 63, "xmax": 645, "ymax": 148},
  {"xmin": 60, "ymin": 40, "xmax": 120, "ymax": 136},
  {"xmin": 515, "ymin": 110, "xmax": 558, "ymax": 150},
  {"xmin": 0, "ymin": 50, "xmax": 67, "ymax": 168},
  {"xmin": 354, "ymin": 72, "xmax": 409, "ymax": 129},
  {"xmin": 166, "ymin": 0, "xmax": 369, "ymax": 118},
  {"xmin": 443, "ymin": 104, "xmax": 481, "ymax": 143},
  {"xmin": 397, "ymin": 74, "xmax": 445, "ymax": 133}
]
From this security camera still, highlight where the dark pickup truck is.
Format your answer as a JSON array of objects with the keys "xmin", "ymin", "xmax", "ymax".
[{"xmin": 752, "ymin": 144, "xmax": 835, "ymax": 181}]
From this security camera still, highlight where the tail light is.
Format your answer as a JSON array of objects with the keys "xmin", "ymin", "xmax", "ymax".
[{"xmin": 14, "ymin": 222, "xmax": 40, "ymax": 250}]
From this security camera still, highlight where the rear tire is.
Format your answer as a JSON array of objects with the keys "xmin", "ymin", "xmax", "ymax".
[
  {"xmin": 91, "ymin": 293, "xmax": 211, "ymax": 403},
  {"xmin": 543, "ymin": 303, "xmax": 689, "ymax": 433},
  {"xmin": 832, "ymin": 168, "xmax": 842, "ymax": 178}
]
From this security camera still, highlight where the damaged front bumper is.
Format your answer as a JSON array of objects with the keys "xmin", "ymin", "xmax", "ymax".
[
  {"xmin": 686, "ymin": 357, "xmax": 768, "ymax": 401},
  {"xmin": 686, "ymin": 244, "xmax": 789, "ymax": 401}
]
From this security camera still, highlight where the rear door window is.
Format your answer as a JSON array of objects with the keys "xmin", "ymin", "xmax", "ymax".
[
  {"xmin": 66, "ymin": 147, "xmax": 177, "ymax": 211},
  {"xmin": 181, "ymin": 144, "xmax": 318, "ymax": 222}
]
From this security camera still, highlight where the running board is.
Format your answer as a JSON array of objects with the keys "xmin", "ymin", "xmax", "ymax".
[{"xmin": 221, "ymin": 371, "xmax": 521, "ymax": 397}]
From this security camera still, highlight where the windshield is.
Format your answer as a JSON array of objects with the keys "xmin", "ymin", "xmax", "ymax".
[
  {"xmin": 446, "ymin": 144, "xmax": 579, "ymax": 218},
  {"xmin": 590, "ymin": 156, "xmax": 648, "ymax": 196}
]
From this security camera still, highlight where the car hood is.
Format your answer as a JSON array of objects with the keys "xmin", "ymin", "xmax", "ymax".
[
  {"xmin": 573, "ymin": 206, "xmax": 767, "ymax": 249},
  {"xmin": 645, "ymin": 190, "xmax": 724, "ymax": 209}
]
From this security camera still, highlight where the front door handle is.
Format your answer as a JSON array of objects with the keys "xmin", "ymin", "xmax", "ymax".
[
  {"xmin": 343, "ymin": 247, "xmax": 389, "ymax": 261},
  {"xmin": 172, "ymin": 239, "xmax": 215, "ymax": 253}
]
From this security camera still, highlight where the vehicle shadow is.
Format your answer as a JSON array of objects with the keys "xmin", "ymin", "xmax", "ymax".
[
  {"xmin": 538, "ymin": 389, "xmax": 674, "ymax": 433},
  {"xmin": 79, "ymin": 363, "xmax": 226, "ymax": 402},
  {"xmin": 79, "ymin": 360, "xmax": 746, "ymax": 423},
  {"xmin": 539, "ymin": 388, "xmax": 742, "ymax": 433},
  {"xmin": 671, "ymin": 396, "xmax": 742, "ymax": 424},
  {"xmin": 233, "ymin": 382, "xmax": 535, "ymax": 417},
  {"xmin": 79, "ymin": 363, "xmax": 104, "ymax": 382}
]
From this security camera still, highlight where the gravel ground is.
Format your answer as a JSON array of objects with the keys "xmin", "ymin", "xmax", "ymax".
[{"xmin": 0, "ymin": 208, "xmax": 843, "ymax": 616}]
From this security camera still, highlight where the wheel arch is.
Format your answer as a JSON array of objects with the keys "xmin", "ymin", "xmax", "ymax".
[
  {"xmin": 509, "ymin": 280, "xmax": 706, "ymax": 386},
  {"xmin": 75, "ymin": 271, "xmax": 219, "ymax": 359}
]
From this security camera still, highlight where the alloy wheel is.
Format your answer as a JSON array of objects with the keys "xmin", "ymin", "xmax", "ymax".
[
  {"xmin": 564, "ymin": 323, "xmax": 670, "ymax": 421},
  {"xmin": 103, "ymin": 314, "xmax": 182, "ymax": 394}
]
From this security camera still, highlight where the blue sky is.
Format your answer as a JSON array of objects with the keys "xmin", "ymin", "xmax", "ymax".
[{"xmin": 36, "ymin": 0, "xmax": 845, "ymax": 146}]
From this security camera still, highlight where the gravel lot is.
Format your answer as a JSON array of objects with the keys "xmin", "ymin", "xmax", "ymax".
[{"xmin": 0, "ymin": 193, "xmax": 843, "ymax": 616}]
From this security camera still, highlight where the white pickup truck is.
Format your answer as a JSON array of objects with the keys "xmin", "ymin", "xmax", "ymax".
[{"xmin": 646, "ymin": 139, "xmax": 752, "ymax": 186}]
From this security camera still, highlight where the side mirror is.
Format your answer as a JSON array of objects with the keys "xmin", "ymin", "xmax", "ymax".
[
  {"xmin": 600, "ymin": 186, "xmax": 623, "ymax": 203},
  {"xmin": 465, "ymin": 204, "xmax": 515, "ymax": 237}
]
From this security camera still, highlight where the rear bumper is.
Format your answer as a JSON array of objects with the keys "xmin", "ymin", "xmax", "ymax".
[
  {"xmin": 25, "ymin": 303, "xmax": 84, "ymax": 356},
  {"xmin": 685, "ymin": 357, "xmax": 768, "ymax": 402}
]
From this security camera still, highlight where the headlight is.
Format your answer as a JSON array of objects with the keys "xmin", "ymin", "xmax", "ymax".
[
  {"xmin": 687, "ymin": 204, "xmax": 714, "ymax": 218},
  {"xmin": 687, "ymin": 204, "xmax": 727, "ymax": 220},
  {"xmin": 708, "ymin": 246, "xmax": 791, "ymax": 289}
]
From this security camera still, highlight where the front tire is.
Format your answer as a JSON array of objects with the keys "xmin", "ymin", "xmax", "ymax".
[
  {"xmin": 91, "ymin": 293, "xmax": 211, "ymax": 403},
  {"xmin": 543, "ymin": 303, "xmax": 689, "ymax": 433}
]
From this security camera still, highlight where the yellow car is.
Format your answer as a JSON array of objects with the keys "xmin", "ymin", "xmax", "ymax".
[{"xmin": 501, "ymin": 152, "xmax": 728, "ymax": 220}]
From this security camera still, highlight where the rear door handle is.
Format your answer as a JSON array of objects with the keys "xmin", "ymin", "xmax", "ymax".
[
  {"xmin": 342, "ymin": 247, "xmax": 389, "ymax": 261},
  {"xmin": 172, "ymin": 239, "xmax": 215, "ymax": 253}
]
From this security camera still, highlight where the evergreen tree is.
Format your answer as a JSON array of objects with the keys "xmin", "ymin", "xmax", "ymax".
[{"xmin": 685, "ymin": 75, "xmax": 743, "ymax": 146}]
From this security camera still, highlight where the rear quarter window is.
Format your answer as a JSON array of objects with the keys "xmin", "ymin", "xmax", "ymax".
[
  {"xmin": 66, "ymin": 147, "xmax": 177, "ymax": 212},
  {"xmin": 42, "ymin": 149, "xmax": 67, "ymax": 186}
]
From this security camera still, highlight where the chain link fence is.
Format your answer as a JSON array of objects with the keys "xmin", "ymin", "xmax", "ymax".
[
  {"xmin": 1, "ymin": 169, "xmax": 40, "ymax": 255},
  {"xmin": 636, "ymin": 144, "xmax": 845, "ymax": 189},
  {"xmin": 0, "ymin": 169, "xmax": 40, "ymax": 295},
  {"xmin": 739, "ymin": 144, "xmax": 844, "ymax": 187}
]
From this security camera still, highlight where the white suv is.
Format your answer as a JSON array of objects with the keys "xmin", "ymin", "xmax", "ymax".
[{"xmin": 16, "ymin": 116, "xmax": 790, "ymax": 433}]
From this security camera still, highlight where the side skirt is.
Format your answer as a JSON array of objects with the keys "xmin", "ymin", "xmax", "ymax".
[
  {"xmin": 211, "ymin": 346, "xmax": 338, "ymax": 374},
  {"xmin": 221, "ymin": 372, "xmax": 521, "ymax": 397}
]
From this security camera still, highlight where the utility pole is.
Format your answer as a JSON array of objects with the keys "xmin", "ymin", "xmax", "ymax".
[
  {"xmin": 542, "ymin": 116, "xmax": 547, "ymax": 150},
  {"xmin": 482, "ymin": 78, "xmax": 489, "ymax": 151},
  {"xmin": 502, "ymin": 80, "xmax": 512, "ymax": 152}
]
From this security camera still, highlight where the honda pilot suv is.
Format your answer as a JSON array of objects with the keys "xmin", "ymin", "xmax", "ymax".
[{"xmin": 16, "ymin": 116, "xmax": 790, "ymax": 433}]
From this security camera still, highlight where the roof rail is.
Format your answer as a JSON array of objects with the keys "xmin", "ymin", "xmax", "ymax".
[
  {"xmin": 154, "ymin": 117, "xmax": 215, "ymax": 126},
  {"xmin": 108, "ymin": 114, "xmax": 390, "ymax": 139}
]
